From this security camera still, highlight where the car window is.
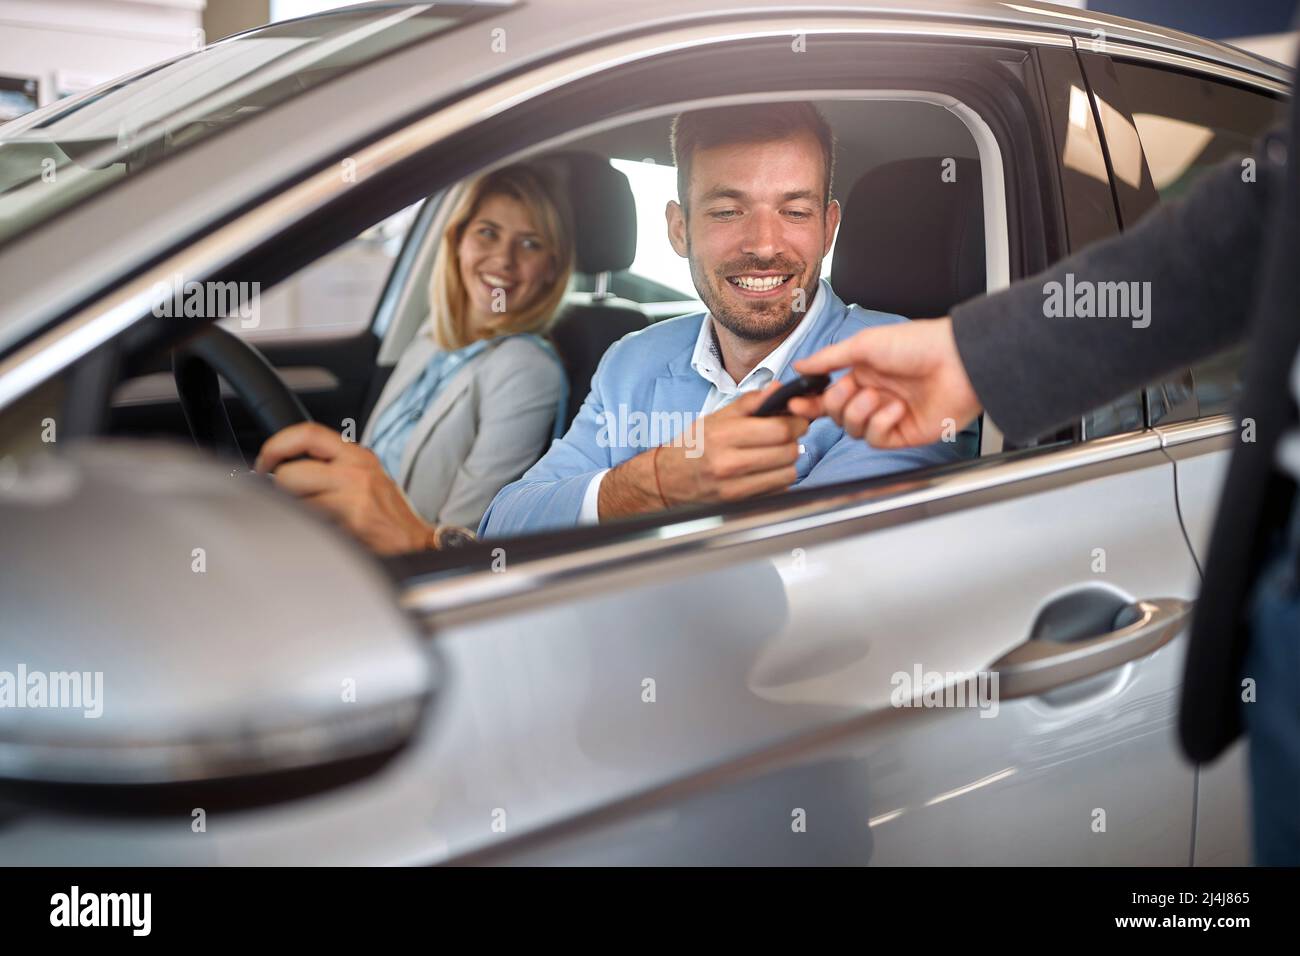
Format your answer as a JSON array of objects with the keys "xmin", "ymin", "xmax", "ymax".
[
  {"xmin": 0, "ymin": 3, "xmax": 501, "ymax": 247},
  {"xmin": 220, "ymin": 200, "xmax": 422, "ymax": 341},
  {"xmin": 1110, "ymin": 61, "xmax": 1284, "ymax": 418},
  {"xmin": 546, "ymin": 95, "xmax": 988, "ymax": 469},
  {"xmin": 1112, "ymin": 62, "xmax": 1281, "ymax": 201}
]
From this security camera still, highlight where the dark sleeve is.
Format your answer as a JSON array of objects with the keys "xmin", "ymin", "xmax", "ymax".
[{"xmin": 951, "ymin": 129, "xmax": 1285, "ymax": 444}]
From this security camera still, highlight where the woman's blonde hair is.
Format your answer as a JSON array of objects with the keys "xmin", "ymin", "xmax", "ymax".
[{"xmin": 428, "ymin": 163, "xmax": 575, "ymax": 350}]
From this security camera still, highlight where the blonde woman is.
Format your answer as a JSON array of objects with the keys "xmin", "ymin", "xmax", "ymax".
[{"xmin": 256, "ymin": 164, "xmax": 574, "ymax": 553}]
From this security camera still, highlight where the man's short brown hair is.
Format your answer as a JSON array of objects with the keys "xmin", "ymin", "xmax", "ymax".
[{"xmin": 670, "ymin": 101, "xmax": 836, "ymax": 214}]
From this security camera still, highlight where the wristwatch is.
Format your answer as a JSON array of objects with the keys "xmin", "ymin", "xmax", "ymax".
[{"xmin": 432, "ymin": 524, "xmax": 476, "ymax": 550}]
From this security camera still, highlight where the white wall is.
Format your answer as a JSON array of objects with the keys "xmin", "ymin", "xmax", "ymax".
[
  {"xmin": 270, "ymin": 0, "xmax": 352, "ymax": 21},
  {"xmin": 0, "ymin": 0, "xmax": 205, "ymax": 106},
  {"xmin": 1228, "ymin": 31, "xmax": 1298, "ymax": 66}
]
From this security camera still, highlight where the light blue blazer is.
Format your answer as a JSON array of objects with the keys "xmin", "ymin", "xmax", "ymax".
[{"xmin": 479, "ymin": 283, "xmax": 968, "ymax": 538}]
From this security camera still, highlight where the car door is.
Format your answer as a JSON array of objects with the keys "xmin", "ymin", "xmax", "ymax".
[
  {"xmin": 1078, "ymin": 45, "xmax": 1290, "ymax": 866},
  {"xmin": 385, "ymin": 37, "xmax": 1201, "ymax": 866}
]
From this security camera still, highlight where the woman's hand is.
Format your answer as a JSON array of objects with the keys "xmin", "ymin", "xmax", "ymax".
[{"xmin": 255, "ymin": 422, "xmax": 437, "ymax": 555}]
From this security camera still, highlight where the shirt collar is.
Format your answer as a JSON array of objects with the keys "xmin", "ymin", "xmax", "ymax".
[{"xmin": 689, "ymin": 277, "xmax": 829, "ymax": 392}]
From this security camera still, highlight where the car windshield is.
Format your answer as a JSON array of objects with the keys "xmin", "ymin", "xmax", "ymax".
[{"xmin": 0, "ymin": 2, "xmax": 502, "ymax": 247}]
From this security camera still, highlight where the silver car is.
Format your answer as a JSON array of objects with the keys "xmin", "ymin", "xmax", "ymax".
[{"xmin": 0, "ymin": 0, "xmax": 1288, "ymax": 865}]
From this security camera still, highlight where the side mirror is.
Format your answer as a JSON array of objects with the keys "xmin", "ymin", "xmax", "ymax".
[{"xmin": 0, "ymin": 441, "xmax": 434, "ymax": 791}]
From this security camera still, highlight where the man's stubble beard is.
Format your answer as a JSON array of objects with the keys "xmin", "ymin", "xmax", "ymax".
[{"xmin": 685, "ymin": 231, "xmax": 821, "ymax": 344}]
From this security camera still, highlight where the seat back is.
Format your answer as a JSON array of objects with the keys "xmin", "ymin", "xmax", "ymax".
[
  {"xmin": 831, "ymin": 158, "xmax": 986, "ymax": 456},
  {"xmin": 831, "ymin": 157, "xmax": 985, "ymax": 318},
  {"xmin": 535, "ymin": 151, "xmax": 648, "ymax": 430}
]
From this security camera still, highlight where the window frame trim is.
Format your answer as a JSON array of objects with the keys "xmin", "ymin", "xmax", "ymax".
[{"xmin": 1077, "ymin": 38, "xmax": 1290, "ymax": 97}]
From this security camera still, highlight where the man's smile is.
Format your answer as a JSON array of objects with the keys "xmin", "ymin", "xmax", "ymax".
[{"xmin": 725, "ymin": 272, "xmax": 795, "ymax": 297}]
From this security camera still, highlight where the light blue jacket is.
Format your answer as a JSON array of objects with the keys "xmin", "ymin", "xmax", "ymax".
[{"xmin": 479, "ymin": 284, "xmax": 968, "ymax": 538}]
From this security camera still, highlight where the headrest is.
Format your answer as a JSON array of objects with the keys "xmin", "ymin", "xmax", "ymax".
[
  {"xmin": 831, "ymin": 158, "xmax": 985, "ymax": 317},
  {"xmin": 534, "ymin": 150, "xmax": 637, "ymax": 275}
]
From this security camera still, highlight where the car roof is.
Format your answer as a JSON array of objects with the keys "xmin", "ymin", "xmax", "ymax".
[{"xmin": 350, "ymin": 0, "xmax": 1290, "ymax": 84}]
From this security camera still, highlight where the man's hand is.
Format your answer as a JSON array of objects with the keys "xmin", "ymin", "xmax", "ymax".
[
  {"xmin": 255, "ymin": 422, "xmax": 437, "ymax": 555},
  {"xmin": 598, "ymin": 382, "xmax": 809, "ymax": 520},
  {"xmin": 787, "ymin": 317, "xmax": 982, "ymax": 448}
]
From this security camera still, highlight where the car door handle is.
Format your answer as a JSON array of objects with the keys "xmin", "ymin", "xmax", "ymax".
[{"xmin": 991, "ymin": 597, "xmax": 1192, "ymax": 700}]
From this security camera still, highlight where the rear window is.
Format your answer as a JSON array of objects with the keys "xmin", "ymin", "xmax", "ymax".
[{"xmin": 1109, "ymin": 61, "xmax": 1285, "ymax": 419}]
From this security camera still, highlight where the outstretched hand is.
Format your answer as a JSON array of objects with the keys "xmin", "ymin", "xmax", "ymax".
[{"xmin": 787, "ymin": 316, "xmax": 982, "ymax": 448}]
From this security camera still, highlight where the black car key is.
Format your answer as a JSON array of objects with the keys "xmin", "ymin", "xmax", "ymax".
[{"xmin": 752, "ymin": 373, "xmax": 832, "ymax": 417}]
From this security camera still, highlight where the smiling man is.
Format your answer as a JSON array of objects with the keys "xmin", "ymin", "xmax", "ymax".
[{"xmin": 479, "ymin": 101, "xmax": 963, "ymax": 537}]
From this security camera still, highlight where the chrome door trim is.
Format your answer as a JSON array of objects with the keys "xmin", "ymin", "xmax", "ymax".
[
  {"xmin": 400, "ymin": 429, "xmax": 1166, "ymax": 626},
  {"xmin": 0, "ymin": 15, "xmax": 1071, "ymax": 412},
  {"xmin": 1075, "ymin": 38, "xmax": 1291, "ymax": 97},
  {"xmin": 1155, "ymin": 414, "xmax": 1237, "ymax": 447},
  {"xmin": 995, "ymin": 0, "xmax": 1289, "ymax": 85}
]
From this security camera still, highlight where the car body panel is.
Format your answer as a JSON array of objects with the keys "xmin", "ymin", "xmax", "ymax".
[{"xmin": 0, "ymin": 436, "xmax": 1197, "ymax": 863}]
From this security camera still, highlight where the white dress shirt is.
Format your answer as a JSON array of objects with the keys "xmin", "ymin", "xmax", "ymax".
[{"xmin": 579, "ymin": 282, "xmax": 828, "ymax": 523}]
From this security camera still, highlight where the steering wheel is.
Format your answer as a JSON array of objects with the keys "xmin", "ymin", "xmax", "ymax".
[{"xmin": 172, "ymin": 325, "xmax": 311, "ymax": 465}]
